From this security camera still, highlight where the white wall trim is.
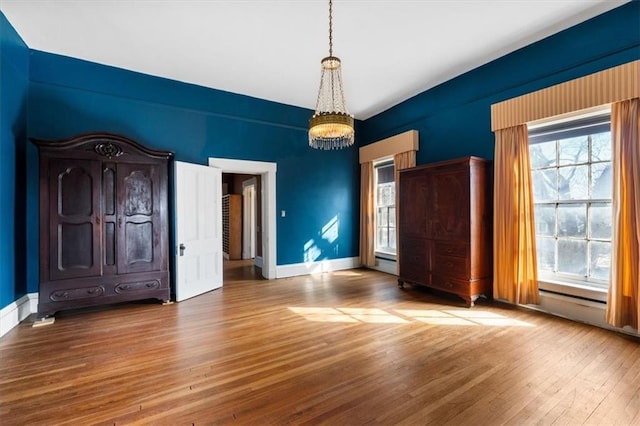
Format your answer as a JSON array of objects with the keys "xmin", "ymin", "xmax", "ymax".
[
  {"xmin": 368, "ymin": 257, "xmax": 398, "ymax": 276},
  {"xmin": 1, "ymin": 293, "xmax": 38, "ymax": 338},
  {"xmin": 276, "ymin": 257, "xmax": 360, "ymax": 279},
  {"xmin": 209, "ymin": 157, "xmax": 277, "ymax": 279},
  {"xmin": 254, "ymin": 256, "xmax": 263, "ymax": 268},
  {"xmin": 521, "ymin": 291, "xmax": 639, "ymax": 337}
]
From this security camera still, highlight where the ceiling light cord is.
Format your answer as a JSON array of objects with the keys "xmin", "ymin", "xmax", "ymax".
[{"xmin": 329, "ymin": 0, "xmax": 333, "ymax": 57}]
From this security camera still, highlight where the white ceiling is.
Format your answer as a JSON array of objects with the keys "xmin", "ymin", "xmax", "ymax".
[{"xmin": 1, "ymin": 0, "xmax": 629, "ymax": 120}]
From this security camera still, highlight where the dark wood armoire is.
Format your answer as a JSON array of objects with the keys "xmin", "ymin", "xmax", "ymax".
[
  {"xmin": 397, "ymin": 157, "xmax": 492, "ymax": 306},
  {"xmin": 33, "ymin": 133, "xmax": 173, "ymax": 318}
]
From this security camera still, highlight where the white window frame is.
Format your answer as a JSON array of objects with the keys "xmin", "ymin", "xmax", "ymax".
[{"xmin": 528, "ymin": 107, "xmax": 612, "ymax": 303}]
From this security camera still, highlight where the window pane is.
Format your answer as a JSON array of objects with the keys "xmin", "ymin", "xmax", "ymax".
[
  {"xmin": 534, "ymin": 205, "xmax": 555, "ymax": 237},
  {"xmin": 591, "ymin": 162, "xmax": 612, "ymax": 199},
  {"xmin": 389, "ymin": 228, "xmax": 396, "ymax": 250},
  {"xmin": 389, "ymin": 206, "xmax": 396, "ymax": 227},
  {"xmin": 376, "ymin": 164, "xmax": 394, "ymax": 184},
  {"xmin": 377, "ymin": 207, "xmax": 388, "ymax": 227},
  {"xmin": 559, "ymin": 165, "xmax": 588, "ymax": 200},
  {"xmin": 536, "ymin": 237, "xmax": 555, "ymax": 272},
  {"xmin": 376, "ymin": 186, "xmax": 384, "ymax": 206},
  {"xmin": 532, "ymin": 169, "xmax": 557, "ymax": 201},
  {"xmin": 377, "ymin": 228, "xmax": 388, "ymax": 249},
  {"xmin": 557, "ymin": 204, "xmax": 586, "ymax": 237},
  {"xmin": 591, "ymin": 131, "xmax": 612, "ymax": 162},
  {"xmin": 377, "ymin": 185, "xmax": 385, "ymax": 206},
  {"xmin": 558, "ymin": 239, "xmax": 587, "ymax": 276},
  {"xmin": 530, "ymin": 141, "xmax": 557, "ymax": 168},
  {"xmin": 559, "ymin": 136, "xmax": 588, "ymax": 165},
  {"xmin": 590, "ymin": 241, "xmax": 611, "ymax": 281},
  {"xmin": 377, "ymin": 184, "xmax": 395, "ymax": 207},
  {"xmin": 589, "ymin": 203, "xmax": 612, "ymax": 240}
]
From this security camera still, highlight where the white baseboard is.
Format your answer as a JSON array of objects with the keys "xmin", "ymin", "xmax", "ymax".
[
  {"xmin": 1, "ymin": 293, "xmax": 38, "ymax": 338},
  {"xmin": 276, "ymin": 256, "xmax": 360, "ymax": 279},
  {"xmin": 254, "ymin": 256, "xmax": 263, "ymax": 268},
  {"xmin": 368, "ymin": 257, "xmax": 398, "ymax": 276},
  {"xmin": 523, "ymin": 291, "xmax": 638, "ymax": 337}
]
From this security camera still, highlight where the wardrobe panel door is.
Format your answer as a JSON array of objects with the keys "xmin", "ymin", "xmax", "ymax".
[
  {"xmin": 117, "ymin": 163, "xmax": 162, "ymax": 274},
  {"xmin": 399, "ymin": 169, "xmax": 430, "ymax": 239},
  {"xmin": 48, "ymin": 159, "xmax": 102, "ymax": 280},
  {"xmin": 430, "ymin": 165, "xmax": 470, "ymax": 241}
]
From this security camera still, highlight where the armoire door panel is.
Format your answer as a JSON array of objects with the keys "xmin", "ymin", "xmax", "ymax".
[
  {"xmin": 48, "ymin": 159, "xmax": 102, "ymax": 281},
  {"xmin": 103, "ymin": 166, "xmax": 116, "ymax": 215},
  {"xmin": 104, "ymin": 222, "xmax": 116, "ymax": 266},
  {"xmin": 117, "ymin": 163, "xmax": 162, "ymax": 274},
  {"xmin": 58, "ymin": 222, "xmax": 94, "ymax": 269},
  {"xmin": 125, "ymin": 220, "xmax": 154, "ymax": 264},
  {"xmin": 430, "ymin": 167, "xmax": 470, "ymax": 240},
  {"xmin": 124, "ymin": 170, "xmax": 153, "ymax": 216},
  {"xmin": 399, "ymin": 170, "xmax": 430, "ymax": 239},
  {"xmin": 102, "ymin": 164, "xmax": 118, "ymax": 274}
]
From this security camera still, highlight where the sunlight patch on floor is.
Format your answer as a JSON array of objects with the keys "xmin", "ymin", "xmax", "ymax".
[
  {"xmin": 331, "ymin": 270, "xmax": 364, "ymax": 277},
  {"xmin": 289, "ymin": 306, "xmax": 535, "ymax": 327},
  {"xmin": 396, "ymin": 309, "xmax": 535, "ymax": 327},
  {"xmin": 289, "ymin": 307, "xmax": 409, "ymax": 324}
]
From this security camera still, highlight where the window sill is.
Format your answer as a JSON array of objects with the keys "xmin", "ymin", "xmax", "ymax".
[
  {"xmin": 538, "ymin": 277, "xmax": 607, "ymax": 303},
  {"xmin": 375, "ymin": 252, "xmax": 396, "ymax": 262}
]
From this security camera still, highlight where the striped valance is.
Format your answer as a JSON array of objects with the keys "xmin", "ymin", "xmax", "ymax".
[
  {"xmin": 491, "ymin": 60, "xmax": 639, "ymax": 131},
  {"xmin": 359, "ymin": 130, "xmax": 419, "ymax": 164}
]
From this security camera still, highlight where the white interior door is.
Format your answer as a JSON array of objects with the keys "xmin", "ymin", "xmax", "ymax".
[{"xmin": 175, "ymin": 161, "xmax": 222, "ymax": 302}]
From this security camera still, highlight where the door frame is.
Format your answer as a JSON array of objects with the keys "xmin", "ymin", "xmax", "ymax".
[{"xmin": 208, "ymin": 158, "xmax": 277, "ymax": 279}]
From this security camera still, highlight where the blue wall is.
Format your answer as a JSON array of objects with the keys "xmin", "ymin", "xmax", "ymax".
[
  {"xmin": 0, "ymin": 13, "xmax": 29, "ymax": 309},
  {"xmin": 361, "ymin": 1, "xmax": 640, "ymax": 165},
  {"xmin": 25, "ymin": 52, "xmax": 360, "ymax": 295}
]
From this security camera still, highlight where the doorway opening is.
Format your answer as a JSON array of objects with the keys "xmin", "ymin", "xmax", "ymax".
[
  {"xmin": 209, "ymin": 158, "xmax": 277, "ymax": 280},
  {"xmin": 221, "ymin": 173, "xmax": 261, "ymax": 283}
]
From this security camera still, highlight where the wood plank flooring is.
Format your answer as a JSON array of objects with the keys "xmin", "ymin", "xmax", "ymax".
[{"xmin": 1, "ymin": 262, "xmax": 639, "ymax": 425}]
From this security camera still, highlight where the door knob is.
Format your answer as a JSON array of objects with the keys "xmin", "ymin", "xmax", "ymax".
[{"xmin": 179, "ymin": 243, "xmax": 186, "ymax": 256}]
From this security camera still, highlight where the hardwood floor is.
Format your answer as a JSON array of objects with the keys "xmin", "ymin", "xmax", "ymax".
[{"xmin": 1, "ymin": 263, "xmax": 638, "ymax": 425}]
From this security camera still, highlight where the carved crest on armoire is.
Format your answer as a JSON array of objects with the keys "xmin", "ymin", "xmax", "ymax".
[{"xmin": 32, "ymin": 133, "xmax": 173, "ymax": 318}]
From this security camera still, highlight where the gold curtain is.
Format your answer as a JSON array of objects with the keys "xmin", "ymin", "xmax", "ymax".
[
  {"xmin": 493, "ymin": 124, "xmax": 539, "ymax": 305},
  {"xmin": 360, "ymin": 162, "xmax": 375, "ymax": 267},
  {"xmin": 394, "ymin": 151, "xmax": 416, "ymax": 256},
  {"xmin": 606, "ymin": 98, "xmax": 640, "ymax": 329}
]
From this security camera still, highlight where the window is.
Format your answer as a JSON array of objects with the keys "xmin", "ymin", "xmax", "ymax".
[
  {"xmin": 374, "ymin": 160, "xmax": 395, "ymax": 256},
  {"xmin": 529, "ymin": 112, "xmax": 612, "ymax": 291}
]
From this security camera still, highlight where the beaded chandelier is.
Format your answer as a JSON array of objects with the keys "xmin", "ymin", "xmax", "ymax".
[{"xmin": 309, "ymin": 0, "xmax": 354, "ymax": 150}]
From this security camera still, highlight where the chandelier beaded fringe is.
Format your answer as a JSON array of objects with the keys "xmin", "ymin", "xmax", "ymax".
[{"xmin": 309, "ymin": 0, "xmax": 354, "ymax": 150}]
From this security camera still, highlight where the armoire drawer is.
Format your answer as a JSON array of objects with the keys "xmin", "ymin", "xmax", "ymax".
[
  {"xmin": 430, "ymin": 275, "xmax": 470, "ymax": 294},
  {"xmin": 432, "ymin": 254, "xmax": 469, "ymax": 279},
  {"xmin": 434, "ymin": 241, "xmax": 468, "ymax": 258}
]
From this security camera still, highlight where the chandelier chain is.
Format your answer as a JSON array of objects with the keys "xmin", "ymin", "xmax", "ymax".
[{"xmin": 329, "ymin": 0, "xmax": 333, "ymax": 57}]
